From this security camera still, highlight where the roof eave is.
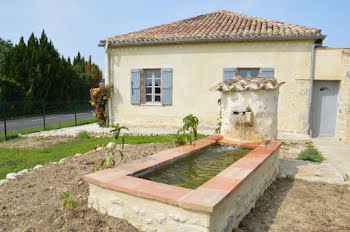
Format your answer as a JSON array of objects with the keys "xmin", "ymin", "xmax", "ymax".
[{"xmin": 98, "ymin": 35, "xmax": 326, "ymax": 47}]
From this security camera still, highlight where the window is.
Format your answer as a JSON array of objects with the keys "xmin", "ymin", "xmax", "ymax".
[
  {"xmin": 238, "ymin": 68, "xmax": 260, "ymax": 78},
  {"xmin": 144, "ymin": 69, "xmax": 161, "ymax": 103}
]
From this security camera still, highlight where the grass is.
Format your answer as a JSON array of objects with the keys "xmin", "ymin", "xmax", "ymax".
[
  {"xmin": 0, "ymin": 134, "xmax": 207, "ymax": 179},
  {"xmin": 0, "ymin": 118, "xmax": 97, "ymax": 141},
  {"xmin": 296, "ymin": 144, "xmax": 324, "ymax": 163}
]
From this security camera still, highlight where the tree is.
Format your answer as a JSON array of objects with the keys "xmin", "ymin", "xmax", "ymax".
[{"xmin": 0, "ymin": 30, "xmax": 102, "ymax": 102}]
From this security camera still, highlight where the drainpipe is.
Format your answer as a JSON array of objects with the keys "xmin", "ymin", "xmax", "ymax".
[
  {"xmin": 307, "ymin": 42, "xmax": 322, "ymax": 136},
  {"xmin": 105, "ymin": 39, "xmax": 112, "ymax": 125}
]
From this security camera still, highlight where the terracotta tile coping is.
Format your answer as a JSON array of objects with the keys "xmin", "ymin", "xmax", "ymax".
[{"xmin": 84, "ymin": 135, "xmax": 282, "ymax": 213}]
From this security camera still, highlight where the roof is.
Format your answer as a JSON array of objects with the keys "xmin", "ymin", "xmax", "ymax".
[
  {"xmin": 210, "ymin": 76, "xmax": 285, "ymax": 92},
  {"xmin": 100, "ymin": 10, "xmax": 325, "ymax": 47}
]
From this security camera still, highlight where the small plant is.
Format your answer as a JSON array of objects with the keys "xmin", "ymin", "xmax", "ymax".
[
  {"xmin": 297, "ymin": 145, "xmax": 324, "ymax": 163},
  {"xmin": 98, "ymin": 147, "xmax": 124, "ymax": 171},
  {"xmin": 77, "ymin": 131, "xmax": 90, "ymax": 140},
  {"xmin": 215, "ymin": 122, "xmax": 222, "ymax": 134},
  {"xmin": 334, "ymin": 186, "xmax": 345, "ymax": 194},
  {"xmin": 111, "ymin": 123, "xmax": 129, "ymax": 140},
  {"xmin": 91, "ymin": 166, "xmax": 99, "ymax": 173},
  {"xmin": 101, "ymin": 154, "xmax": 115, "ymax": 168},
  {"xmin": 174, "ymin": 134, "xmax": 187, "ymax": 146},
  {"xmin": 344, "ymin": 174, "xmax": 350, "ymax": 182},
  {"xmin": 178, "ymin": 114, "xmax": 199, "ymax": 138},
  {"xmin": 177, "ymin": 114, "xmax": 199, "ymax": 145},
  {"xmin": 58, "ymin": 189, "xmax": 77, "ymax": 210},
  {"xmin": 285, "ymin": 174, "xmax": 291, "ymax": 180}
]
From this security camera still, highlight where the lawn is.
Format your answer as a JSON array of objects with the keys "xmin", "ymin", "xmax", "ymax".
[
  {"xmin": 0, "ymin": 118, "xmax": 97, "ymax": 140},
  {"xmin": 0, "ymin": 134, "xmax": 207, "ymax": 179}
]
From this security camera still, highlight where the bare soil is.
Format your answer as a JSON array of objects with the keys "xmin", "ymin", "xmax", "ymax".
[
  {"xmin": 0, "ymin": 142, "xmax": 349, "ymax": 232},
  {"xmin": 0, "ymin": 143, "xmax": 168, "ymax": 232},
  {"xmin": 0, "ymin": 136, "xmax": 71, "ymax": 149},
  {"xmin": 239, "ymin": 179, "xmax": 350, "ymax": 232}
]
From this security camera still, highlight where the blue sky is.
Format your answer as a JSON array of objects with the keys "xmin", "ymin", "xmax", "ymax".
[{"xmin": 1, "ymin": 0, "xmax": 350, "ymax": 76}]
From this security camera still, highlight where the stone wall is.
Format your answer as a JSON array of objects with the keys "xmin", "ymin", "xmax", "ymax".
[
  {"xmin": 88, "ymin": 184, "xmax": 211, "ymax": 232},
  {"xmin": 221, "ymin": 89, "xmax": 279, "ymax": 142},
  {"xmin": 210, "ymin": 149, "xmax": 279, "ymax": 231}
]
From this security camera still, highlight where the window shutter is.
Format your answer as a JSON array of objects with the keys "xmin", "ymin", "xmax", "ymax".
[
  {"xmin": 223, "ymin": 68, "xmax": 236, "ymax": 81},
  {"xmin": 130, "ymin": 69, "xmax": 141, "ymax": 105},
  {"xmin": 161, "ymin": 68, "xmax": 173, "ymax": 105},
  {"xmin": 261, "ymin": 67, "xmax": 274, "ymax": 78}
]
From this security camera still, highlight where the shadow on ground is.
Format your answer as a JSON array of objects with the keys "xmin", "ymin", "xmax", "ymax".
[{"xmin": 238, "ymin": 178, "xmax": 295, "ymax": 232}]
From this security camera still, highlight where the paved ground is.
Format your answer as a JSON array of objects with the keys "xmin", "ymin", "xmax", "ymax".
[
  {"xmin": 0, "ymin": 110, "xmax": 93, "ymax": 133},
  {"xmin": 312, "ymin": 137, "xmax": 350, "ymax": 176}
]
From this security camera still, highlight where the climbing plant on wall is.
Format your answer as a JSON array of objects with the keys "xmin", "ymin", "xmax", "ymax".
[{"xmin": 90, "ymin": 84, "xmax": 114, "ymax": 126}]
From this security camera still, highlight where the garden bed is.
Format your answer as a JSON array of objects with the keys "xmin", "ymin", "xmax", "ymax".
[{"xmin": 0, "ymin": 140, "xmax": 349, "ymax": 231}]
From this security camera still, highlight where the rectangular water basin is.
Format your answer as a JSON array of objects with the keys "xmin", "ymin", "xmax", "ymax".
[
  {"xmin": 84, "ymin": 135, "xmax": 282, "ymax": 232},
  {"xmin": 141, "ymin": 145, "xmax": 251, "ymax": 189}
]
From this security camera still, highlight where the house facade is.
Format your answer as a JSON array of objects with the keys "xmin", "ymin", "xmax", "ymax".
[{"xmin": 100, "ymin": 10, "xmax": 350, "ymax": 143}]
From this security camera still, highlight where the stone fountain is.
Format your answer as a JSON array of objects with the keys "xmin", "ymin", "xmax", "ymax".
[{"xmin": 211, "ymin": 76, "xmax": 285, "ymax": 142}]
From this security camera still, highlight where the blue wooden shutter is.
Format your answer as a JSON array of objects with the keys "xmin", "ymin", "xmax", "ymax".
[
  {"xmin": 261, "ymin": 67, "xmax": 274, "ymax": 78},
  {"xmin": 161, "ymin": 68, "xmax": 173, "ymax": 105},
  {"xmin": 130, "ymin": 69, "xmax": 141, "ymax": 105},
  {"xmin": 223, "ymin": 68, "xmax": 236, "ymax": 81},
  {"xmin": 346, "ymin": 71, "xmax": 350, "ymax": 78}
]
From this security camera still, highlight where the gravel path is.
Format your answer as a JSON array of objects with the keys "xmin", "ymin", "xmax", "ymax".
[{"xmin": 23, "ymin": 123, "xmax": 214, "ymax": 137}]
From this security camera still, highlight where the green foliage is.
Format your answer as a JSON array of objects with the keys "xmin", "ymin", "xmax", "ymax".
[
  {"xmin": 297, "ymin": 145, "xmax": 324, "ymax": 163},
  {"xmin": 344, "ymin": 174, "xmax": 350, "ymax": 182},
  {"xmin": 0, "ymin": 134, "xmax": 207, "ymax": 179},
  {"xmin": 334, "ymin": 186, "xmax": 345, "ymax": 194},
  {"xmin": 0, "ymin": 31, "xmax": 102, "ymax": 102},
  {"xmin": 178, "ymin": 114, "xmax": 199, "ymax": 137},
  {"xmin": 90, "ymin": 84, "xmax": 114, "ymax": 126},
  {"xmin": 58, "ymin": 189, "xmax": 77, "ymax": 210},
  {"xmin": 111, "ymin": 123, "xmax": 129, "ymax": 140},
  {"xmin": 174, "ymin": 134, "xmax": 187, "ymax": 146},
  {"xmin": 77, "ymin": 131, "xmax": 90, "ymax": 140},
  {"xmin": 215, "ymin": 122, "xmax": 221, "ymax": 134},
  {"xmin": 176, "ymin": 114, "xmax": 199, "ymax": 145},
  {"xmin": 285, "ymin": 174, "xmax": 291, "ymax": 180}
]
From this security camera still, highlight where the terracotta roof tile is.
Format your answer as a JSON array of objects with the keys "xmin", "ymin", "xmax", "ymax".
[
  {"xmin": 101, "ymin": 10, "xmax": 324, "ymax": 46},
  {"xmin": 210, "ymin": 76, "xmax": 285, "ymax": 92}
]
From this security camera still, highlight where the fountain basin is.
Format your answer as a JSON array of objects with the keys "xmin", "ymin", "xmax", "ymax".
[{"xmin": 84, "ymin": 135, "xmax": 282, "ymax": 232}]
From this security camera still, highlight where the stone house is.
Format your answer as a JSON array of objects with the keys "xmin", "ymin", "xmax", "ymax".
[{"xmin": 100, "ymin": 10, "xmax": 350, "ymax": 143}]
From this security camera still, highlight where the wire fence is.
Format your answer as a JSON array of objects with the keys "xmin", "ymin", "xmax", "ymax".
[{"xmin": 0, "ymin": 100, "xmax": 96, "ymax": 140}]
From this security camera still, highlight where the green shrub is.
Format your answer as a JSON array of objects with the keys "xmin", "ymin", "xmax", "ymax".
[
  {"xmin": 297, "ymin": 145, "xmax": 324, "ymax": 163},
  {"xmin": 175, "ymin": 134, "xmax": 187, "ymax": 146},
  {"xmin": 77, "ymin": 131, "xmax": 90, "ymax": 140}
]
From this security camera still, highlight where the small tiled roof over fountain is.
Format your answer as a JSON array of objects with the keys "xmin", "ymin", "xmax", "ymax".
[
  {"xmin": 210, "ymin": 76, "xmax": 285, "ymax": 92},
  {"xmin": 100, "ymin": 10, "xmax": 325, "ymax": 46}
]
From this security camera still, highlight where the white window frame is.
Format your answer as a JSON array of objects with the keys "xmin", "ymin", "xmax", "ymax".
[{"xmin": 145, "ymin": 69, "xmax": 161, "ymax": 104}]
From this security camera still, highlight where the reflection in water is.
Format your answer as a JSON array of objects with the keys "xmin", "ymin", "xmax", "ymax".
[{"xmin": 142, "ymin": 145, "xmax": 251, "ymax": 189}]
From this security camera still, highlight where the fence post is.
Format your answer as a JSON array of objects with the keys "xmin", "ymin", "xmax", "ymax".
[
  {"xmin": 42, "ymin": 99, "xmax": 46, "ymax": 130},
  {"xmin": 2, "ymin": 101, "xmax": 7, "ymax": 140},
  {"xmin": 74, "ymin": 100, "xmax": 77, "ymax": 126}
]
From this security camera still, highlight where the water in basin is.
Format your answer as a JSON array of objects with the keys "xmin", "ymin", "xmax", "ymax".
[{"xmin": 141, "ymin": 145, "xmax": 251, "ymax": 189}]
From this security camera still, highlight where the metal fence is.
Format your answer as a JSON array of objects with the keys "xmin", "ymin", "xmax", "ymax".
[{"xmin": 0, "ymin": 100, "xmax": 95, "ymax": 140}]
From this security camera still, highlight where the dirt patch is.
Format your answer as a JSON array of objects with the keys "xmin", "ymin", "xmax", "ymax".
[
  {"xmin": 0, "ymin": 136, "xmax": 71, "ymax": 149},
  {"xmin": 279, "ymin": 140, "xmax": 311, "ymax": 159},
  {"xmin": 0, "ymin": 143, "xmax": 168, "ymax": 232},
  {"xmin": 1, "ymin": 142, "xmax": 349, "ymax": 232},
  {"xmin": 239, "ymin": 178, "xmax": 350, "ymax": 232}
]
